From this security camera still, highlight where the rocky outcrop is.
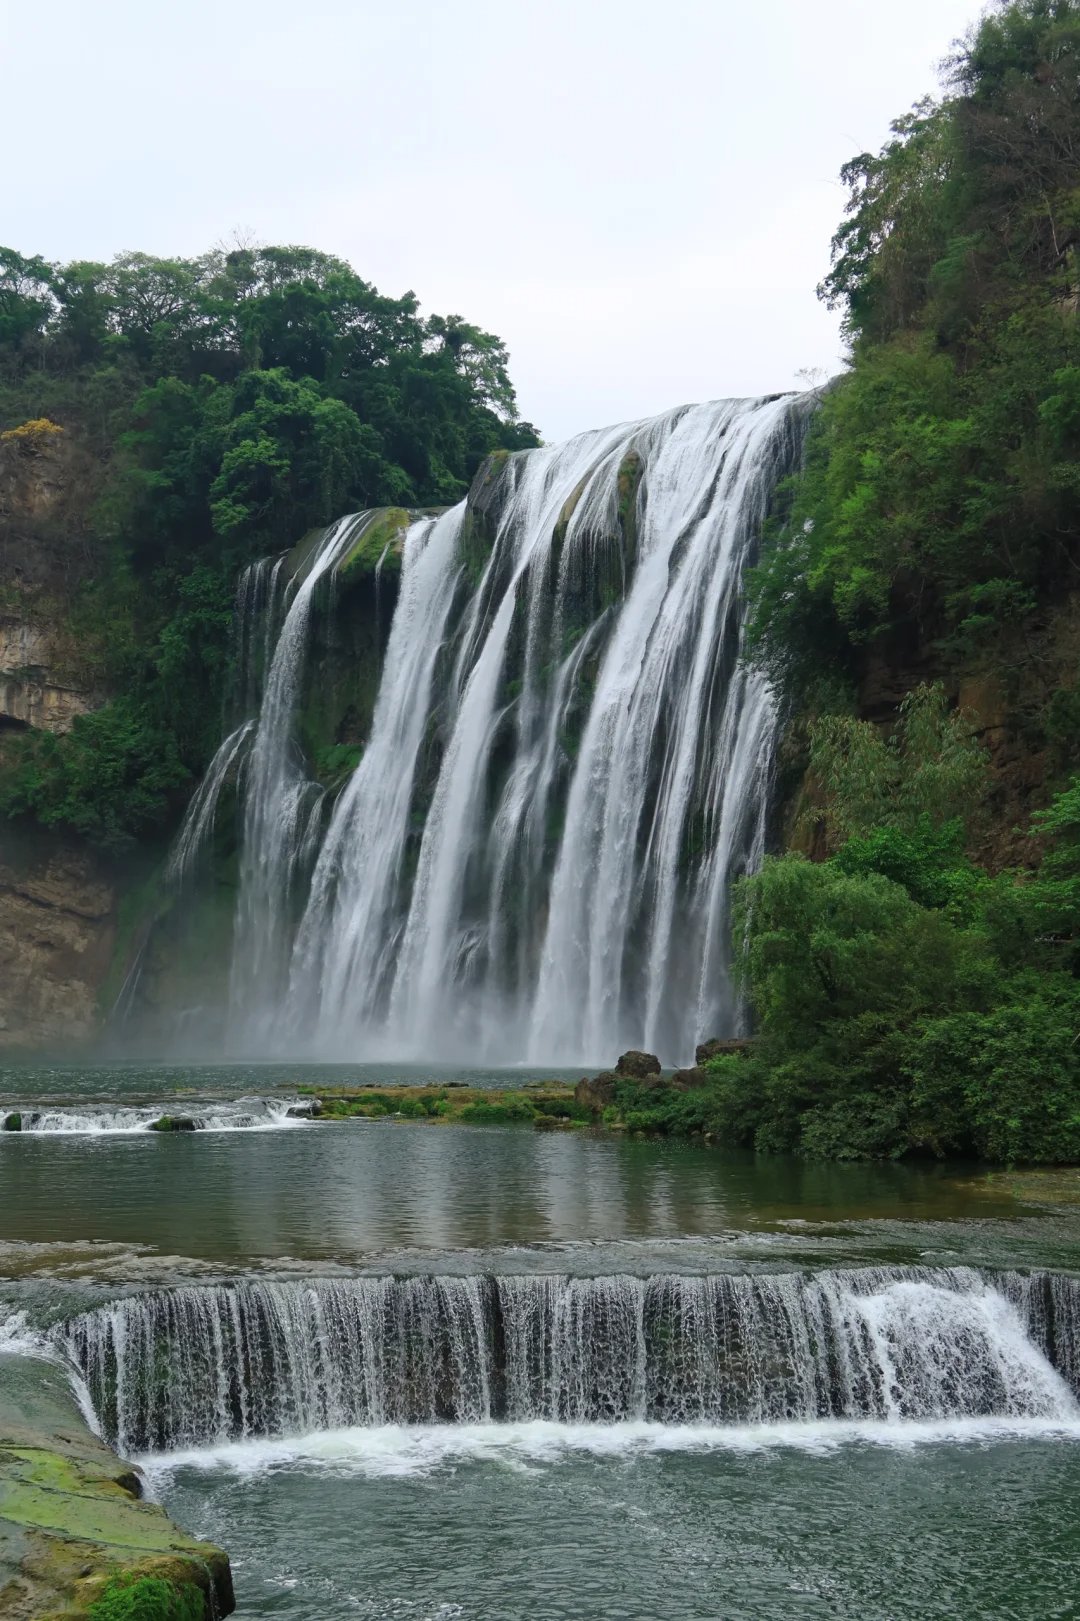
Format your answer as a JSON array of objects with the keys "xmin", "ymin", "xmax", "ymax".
[
  {"xmin": 615, "ymin": 1050, "xmax": 661, "ymax": 1081},
  {"xmin": 0, "ymin": 618, "xmax": 96, "ymax": 733},
  {"xmin": 0, "ymin": 1353, "xmax": 233, "ymax": 1618},
  {"xmin": 695, "ymin": 1037, "xmax": 753, "ymax": 1065},
  {"xmin": 574, "ymin": 1071, "xmax": 618, "ymax": 1112},
  {"xmin": 0, "ymin": 831, "xmax": 115, "ymax": 1050},
  {"xmin": 0, "ymin": 426, "xmax": 105, "ymax": 736},
  {"xmin": 576, "ymin": 1052, "xmax": 669, "ymax": 1113}
]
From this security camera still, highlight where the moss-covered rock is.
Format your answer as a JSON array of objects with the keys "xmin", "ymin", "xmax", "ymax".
[
  {"xmin": 147, "ymin": 1117, "xmax": 196, "ymax": 1133},
  {"xmin": 0, "ymin": 1356, "xmax": 233, "ymax": 1619},
  {"xmin": 335, "ymin": 508, "xmax": 411, "ymax": 583}
]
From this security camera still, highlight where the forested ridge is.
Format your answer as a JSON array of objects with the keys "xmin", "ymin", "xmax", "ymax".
[
  {"xmin": 713, "ymin": 0, "xmax": 1080, "ymax": 1162},
  {"xmin": 0, "ymin": 243, "xmax": 537, "ymax": 849}
]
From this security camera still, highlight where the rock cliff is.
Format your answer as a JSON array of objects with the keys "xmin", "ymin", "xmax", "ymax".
[
  {"xmin": 0, "ymin": 425, "xmax": 104, "ymax": 735},
  {"xmin": 0, "ymin": 830, "xmax": 115, "ymax": 1051},
  {"xmin": 0, "ymin": 427, "xmax": 115, "ymax": 1050}
]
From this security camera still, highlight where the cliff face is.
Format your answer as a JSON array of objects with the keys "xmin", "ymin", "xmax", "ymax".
[
  {"xmin": 0, "ymin": 830, "xmax": 116, "ymax": 1052},
  {"xmin": 0, "ymin": 428, "xmax": 115, "ymax": 1051},
  {"xmin": 0, "ymin": 427, "xmax": 104, "ymax": 735}
]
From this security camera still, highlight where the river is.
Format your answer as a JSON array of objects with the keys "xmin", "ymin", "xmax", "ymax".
[{"xmin": 2, "ymin": 1061, "xmax": 1080, "ymax": 1619}]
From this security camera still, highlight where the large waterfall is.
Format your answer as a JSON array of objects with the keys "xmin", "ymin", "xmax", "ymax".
[
  {"xmin": 59, "ymin": 1269, "xmax": 1080, "ymax": 1455},
  {"xmin": 166, "ymin": 393, "xmax": 811, "ymax": 1064}
]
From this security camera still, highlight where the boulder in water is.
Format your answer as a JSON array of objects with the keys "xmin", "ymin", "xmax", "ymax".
[
  {"xmin": 615, "ymin": 1050, "xmax": 662, "ymax": 1081},
  {"xmin": 1, "ymin": 1112, "xmax": 20, "ymax": 1131},
  {"xmin": 148, "ymin": 1116, "xmax": 197, "ymax": 1132},
  {"xmin": 286, "ymin": 1100, "xmax": 322, "ymax": 1119}
]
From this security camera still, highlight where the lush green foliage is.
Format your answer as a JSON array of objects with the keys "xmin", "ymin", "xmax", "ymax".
[
  {"xmin": 749, "ymin": 0, "xmax": 1080, "ymax": 693},
  {"xmin": 0, "ymin": 242, "xmax": 537, "ymax": 850},
  {"xmin": 723, "ymin": 695, "xmax": 1080, "ymax": 1162},
  {"xmin": 87, "ymin": 1572, "xmax": 204, "ymax": 1621},
  {"xmin": 731, "ymin": 3, "xmax": 1080, "ymax": 1162}
]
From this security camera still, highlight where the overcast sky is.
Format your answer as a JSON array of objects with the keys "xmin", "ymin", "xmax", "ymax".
[{"xmin": 2, "ymin": 0, "xmax": 980, "ymax": 442}]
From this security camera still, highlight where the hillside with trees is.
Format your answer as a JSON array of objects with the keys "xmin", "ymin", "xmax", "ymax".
[
  {"xmin": 721, "ymin": 0, "xmax": 1080, "ymax": 1161},
  {"xmin": 0, "ymin": 244, "xmax": 537, "ymax": 850}
]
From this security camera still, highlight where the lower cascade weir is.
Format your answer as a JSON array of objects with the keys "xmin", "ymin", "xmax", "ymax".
[
  {"xmin": 59, "ymin": 1269, "xmax": 1080, "ymax": 1454},
  {"xmin": 159, "ymin": 393, "xmax": 814, "ymax": 1066}
]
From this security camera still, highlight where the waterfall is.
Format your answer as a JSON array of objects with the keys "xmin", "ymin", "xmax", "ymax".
[
  {"xmin": 158, "ymin": 392, "xmax": 812, "ymax": 1063},
  {"xmin": 229, "ymin": 513, "xmax": 377, "ymax": 1030},
  {"xmin": 166, "ymin": 720, "xmax": 254, "ymax": 890},
  {"xmin": 58, "ymin": 1269, "xmax": 1080, "ymax": 1454},
  {"xmin": 286, "ymin": 509, "xmax": 467, "ymax": 1033}
]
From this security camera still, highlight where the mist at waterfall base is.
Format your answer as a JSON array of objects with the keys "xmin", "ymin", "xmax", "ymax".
[{"xmin": 144, "ymin": 393, "xmax": 810, "ymax": 1068}]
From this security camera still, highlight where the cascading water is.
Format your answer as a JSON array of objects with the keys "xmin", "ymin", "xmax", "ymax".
[
  {"xmin": 164, "ymin": 393, "xmax": 813, "ymax": 1062},
  {"xmin": 0, "ymin": 1097, "xmax": 314, "ymax": 1134},
  {"xmin": 58, "ymin": 1268, "xmax": 1080, "ymax": 1454},
  {"xmin": 228, "ymin": 513, "xmax": 380, "ymax": 1024}
]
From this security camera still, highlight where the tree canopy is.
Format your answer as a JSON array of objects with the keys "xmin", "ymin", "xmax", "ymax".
[{"xmin": 0, "ymin": 242, "xmax": 538, "ymax": 850}]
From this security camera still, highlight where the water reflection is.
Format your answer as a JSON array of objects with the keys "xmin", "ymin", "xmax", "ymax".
[{"xmin": 0, "ymin": 1114, "xmax": 1036, "ymax": 1271}]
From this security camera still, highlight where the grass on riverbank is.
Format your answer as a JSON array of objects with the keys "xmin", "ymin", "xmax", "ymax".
[
  {"xmin": 297, "ymin": 1076, "xmax": 739, "ymax": 1139},
  {"xmin": 298, "ymin": 1083, "xmax": 592, "ymax": 1127}
]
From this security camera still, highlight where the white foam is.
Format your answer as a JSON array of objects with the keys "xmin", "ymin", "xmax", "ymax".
[
  {"xmin": 136, "ymin": 1414, "xmax": 1080, "ymax": 1484},
  {"xmin": 0, "ymin": 1097, "xmax": 313, "ymax": 1136}
]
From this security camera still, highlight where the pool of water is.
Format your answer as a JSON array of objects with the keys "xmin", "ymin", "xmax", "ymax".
[
  {"xmin": 153, "ymin": 1426, "xmax": 1080, "ymax": 1620},
  {"xmin": 3, "ymin": 1062, "xmax": 1080, "ymax": 1619}
]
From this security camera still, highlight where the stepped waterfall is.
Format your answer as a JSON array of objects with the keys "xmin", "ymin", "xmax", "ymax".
[
  {"xmin": 163, "ymin": 392, "xmax": 811, "ymax": 1063},
  {"xmin": 58, "ymin": 1269, "xmax": 1080, "ymax": 1454}
]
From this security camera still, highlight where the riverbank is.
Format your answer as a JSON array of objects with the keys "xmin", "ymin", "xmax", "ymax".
[
  {"xmin": 300, "ymin": 1046, "xmax": 742, "ymax": 1140},
  {"xmin": 0, "ymin": 1353, "xmax": 233, "ymax": 1619}
]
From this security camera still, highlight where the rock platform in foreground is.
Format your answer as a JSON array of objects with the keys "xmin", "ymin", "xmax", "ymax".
[{"xmin": 0, "ymin": 1353, "xmax": 233, "ymax": 1619}]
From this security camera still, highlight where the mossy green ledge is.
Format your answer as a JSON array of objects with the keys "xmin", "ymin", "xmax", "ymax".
[{"xmin": 0, "ymin": 1355, "xmax": 234, "ymax": 1619}]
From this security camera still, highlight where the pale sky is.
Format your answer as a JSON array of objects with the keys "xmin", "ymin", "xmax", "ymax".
[{"xmin": 1, "ymin": 0, "xmax": 980, "ymax": 441}]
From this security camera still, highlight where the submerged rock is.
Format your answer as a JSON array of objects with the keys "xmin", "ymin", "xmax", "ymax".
[
  {"xmin": 148, "ymin": 1116, "xmax": 197, "ymax": 1133},
  {"xmin": 286, "ymin": 1100, "xmax": 322, "ymax": 1119}
]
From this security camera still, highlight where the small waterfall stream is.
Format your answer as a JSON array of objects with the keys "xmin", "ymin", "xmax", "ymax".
[
  {"xmin": 161, "ymin": 392, "xmax": 811, "ymax": 1064},
  {"xmin": 58, "ymin": 1268, "xmax": 1080, "ymax": 1454}
]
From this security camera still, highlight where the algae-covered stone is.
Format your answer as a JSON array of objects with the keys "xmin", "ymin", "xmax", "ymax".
[
  {"xmin": 1, "ymin": 1113, "xmax": 20, "ymax": 1132},
  {"xmin": 0, "ymin": 1355, "xmax": 234, "ymax": 1618},
  {"xmin": 148, "ymin": 1117, "xmax": 197, "ymax": 1133}
]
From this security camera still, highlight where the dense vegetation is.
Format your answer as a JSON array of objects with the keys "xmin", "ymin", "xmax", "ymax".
[
  {"xmin": 734, "ymin": 0, "xmax": 1080, "ymax": 1162},
  {"xmin": 0, "ymin": 243, "xmax": 537, "ymax": 849}
]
